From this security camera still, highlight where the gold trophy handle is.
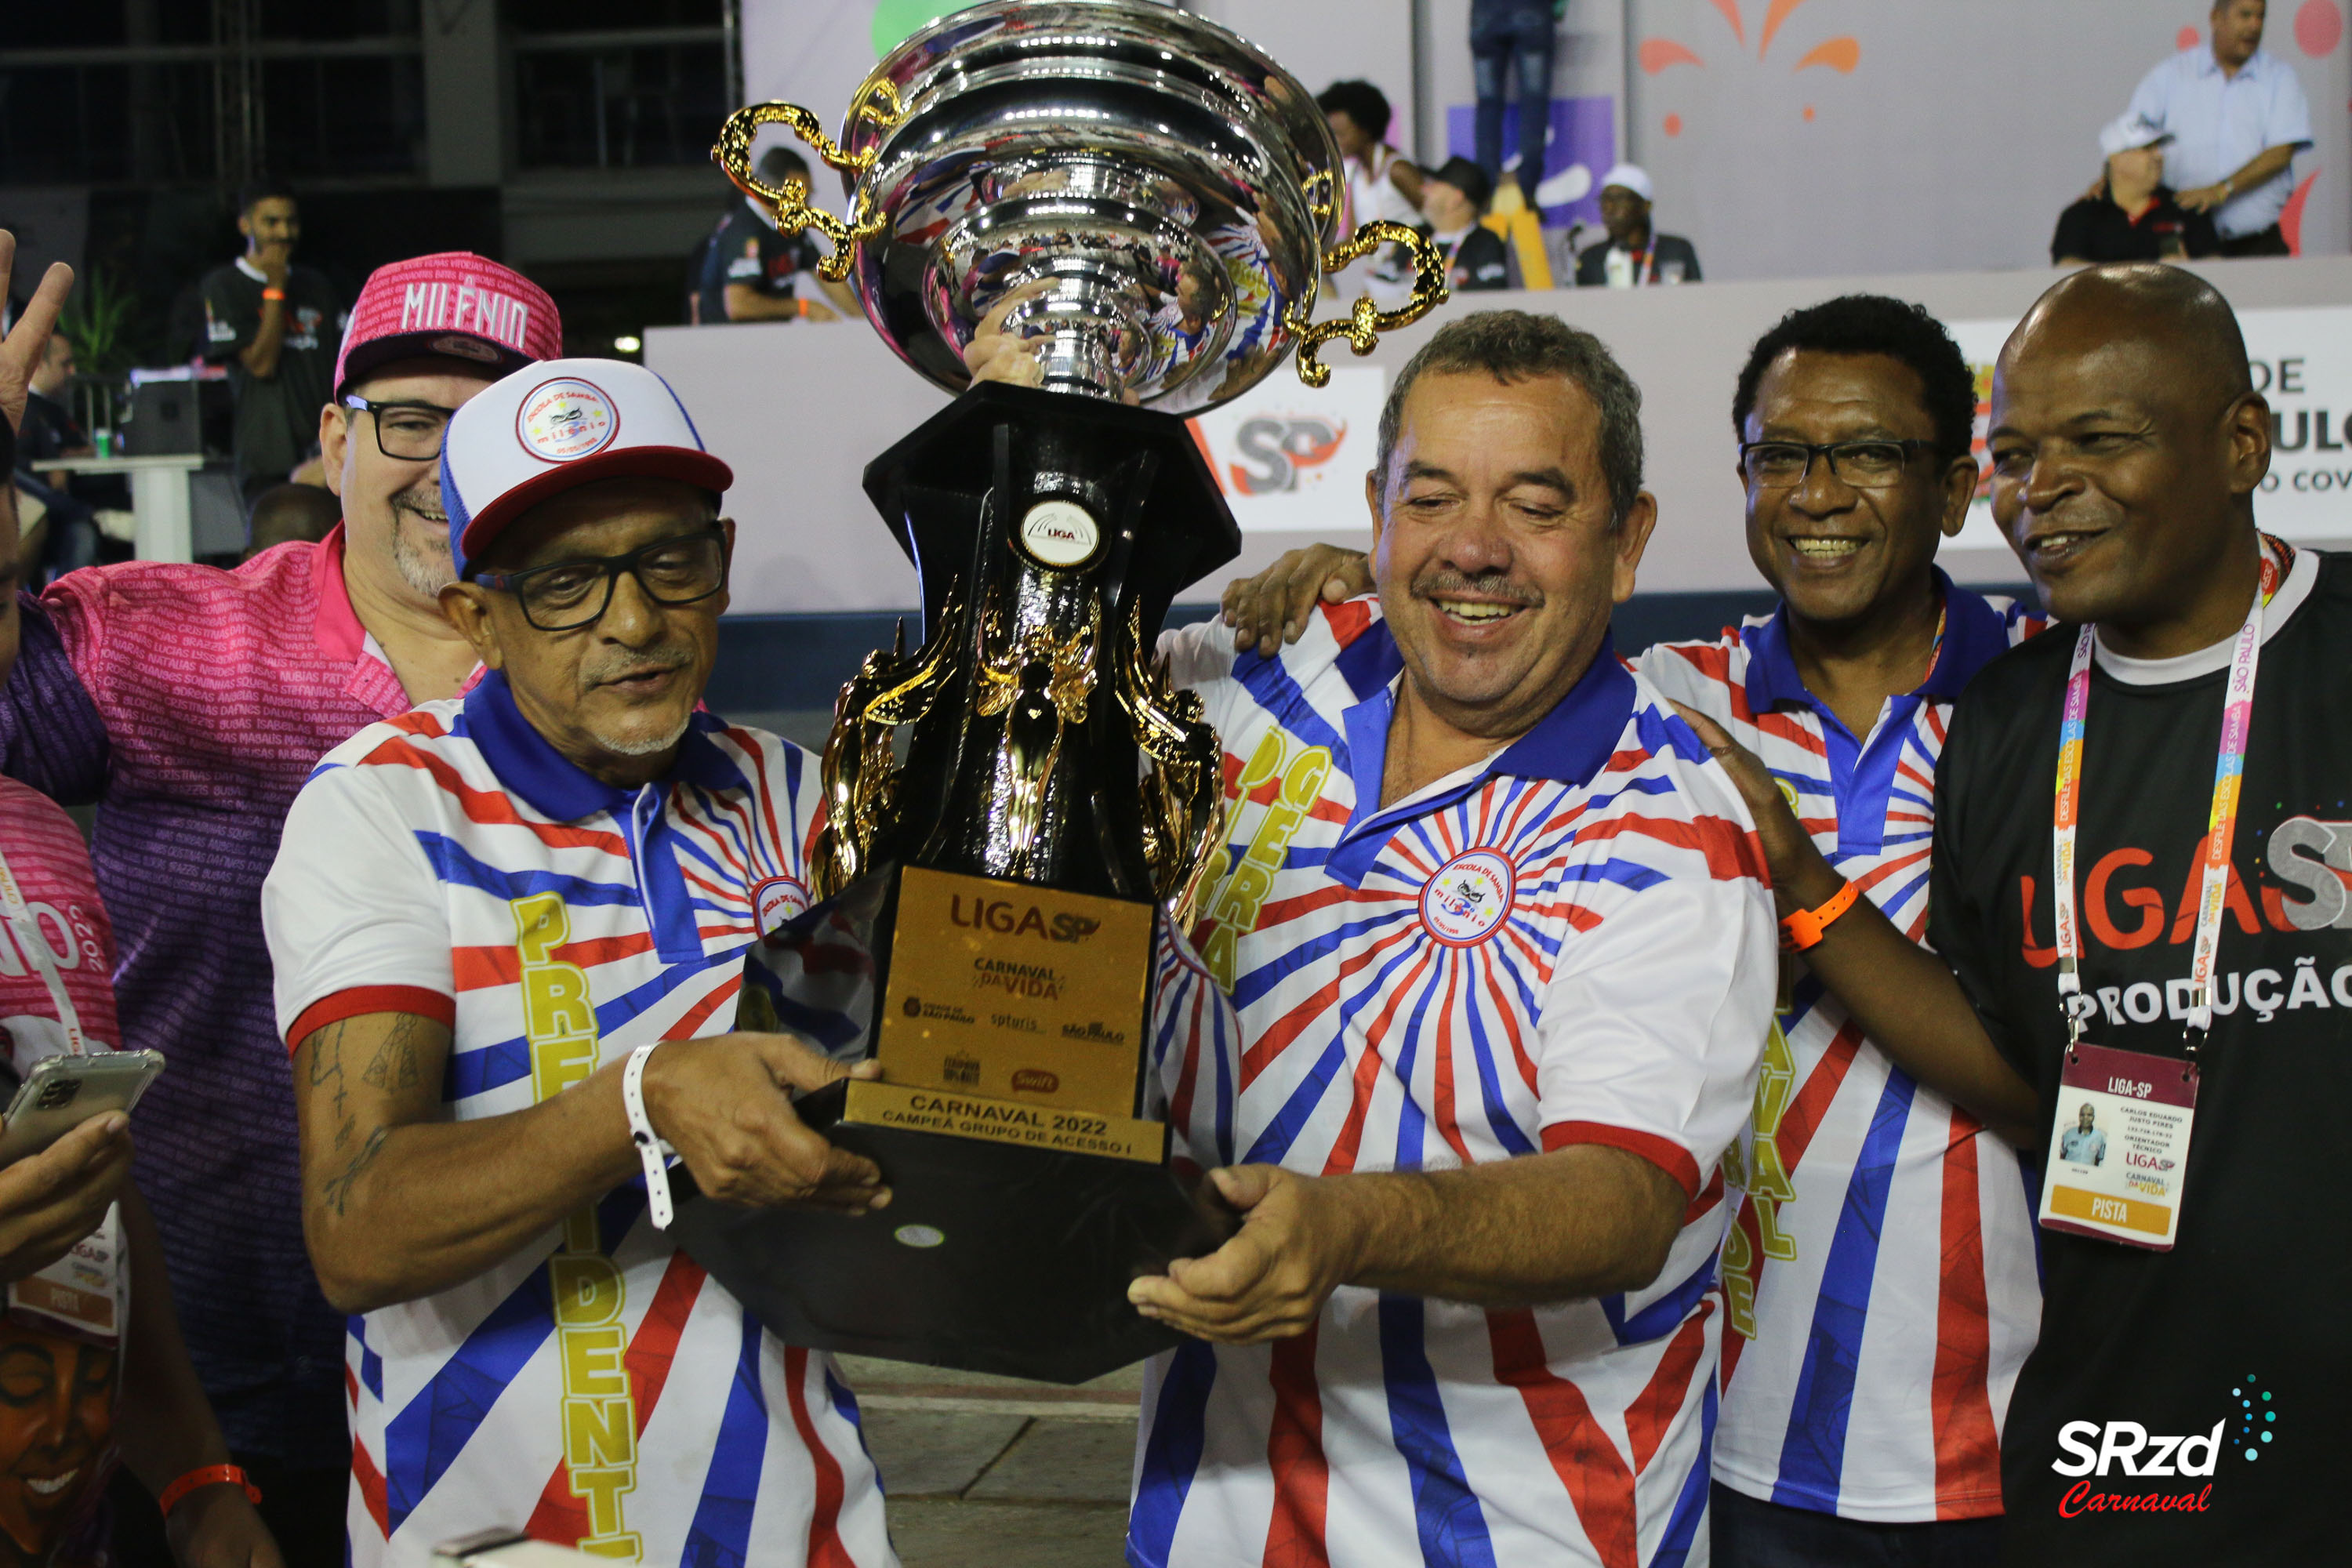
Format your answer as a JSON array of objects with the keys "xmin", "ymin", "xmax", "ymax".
[
  {"xmin": 1283, "ymin": 220, "xmax": 1450, "ymax": 389},
  {"xmin": 710, "ymin": 85, "xmax": 903, "ymax": 284}
]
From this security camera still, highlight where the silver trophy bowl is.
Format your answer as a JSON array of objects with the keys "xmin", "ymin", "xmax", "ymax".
[{"xmin": 713, "ymin": 0, "xmax": 1446, "ymax": 408}]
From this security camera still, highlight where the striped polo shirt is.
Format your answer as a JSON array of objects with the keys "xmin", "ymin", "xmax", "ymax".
[
  {"xmin": 1132, "ymin": 602, "xmax": 1777, "ymax": 1568},
  {"xmin": 1637, "ymin": 574, "xmax": 2046, "ymax": 1522},
  {"xmin": 262, "ymin": 670, "xmax": 888, "ymax": 1568}
]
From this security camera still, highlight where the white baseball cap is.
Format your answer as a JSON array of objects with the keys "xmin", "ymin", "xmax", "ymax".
[
  {"xmin": 441, "ymin": 357, "xmax": 734, "ymax": 579},
  {"xmin": 2099, "ymin": 114, "xmax": 2174, "ymax": 158},
  {"xmin": 1599, "ymin": 162, "xmax": 1654, "ymax": 203}
]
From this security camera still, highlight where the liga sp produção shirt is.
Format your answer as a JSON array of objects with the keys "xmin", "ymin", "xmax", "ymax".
[
  {"xmin": 1131, "ymin": 604, "xmax": 1777, "ymax": 1568},
  {"xmin": 1929, "ymin": 547, "xmax": 2349, "ymax": 1562},
  {"xmin": 1638, "ymin": 576, "xmax": 2046, "ymax": 1524},
  {"xmin": 0, "ymin": 780, "xmax": 132, "ymax": 1563},
  {"xmin": 262, "ymin": 671, "xmax": 889, "ymax": 1568},
  {"xmin": 0, "ymin": 528, "xmax": 408, "ymax": 1457}
]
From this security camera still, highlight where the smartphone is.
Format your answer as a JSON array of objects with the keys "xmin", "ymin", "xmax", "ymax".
[{"xmin": 0, "ymin": 1051, "xmax": 165, "ymax": 1166}]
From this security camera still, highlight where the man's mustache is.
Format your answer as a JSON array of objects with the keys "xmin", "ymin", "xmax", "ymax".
[
  {"xmin": 1410, "ymin": 570, "xmax": 1542, "ymax": 608},
  {"xmin": 584, "ymin": 644, "xmax": 695, "ymax": 688}
]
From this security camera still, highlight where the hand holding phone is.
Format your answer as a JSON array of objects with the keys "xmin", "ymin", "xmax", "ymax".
[{"xmin": 0, "ymin": 1112, "xmax": 131, "ymax": 1285}]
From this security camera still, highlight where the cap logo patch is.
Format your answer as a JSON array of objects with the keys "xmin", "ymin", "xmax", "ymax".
[
  {"xmin": 430, "ymin": 333, "xmax": 502, "ymax": 363},
  {"xmin": 517, "ymin": 377, "xmax": 619, "ymax": 462}
]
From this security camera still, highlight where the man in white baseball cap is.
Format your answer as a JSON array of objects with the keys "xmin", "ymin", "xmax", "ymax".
[
  {"xmin": 261, "ymin": 358, "xmax": 897, "ymax": 1566},
  {"xmin": 1576, "ymin": 162, "xmax": 1703, "ymax": 288},
  {"xmin": 2052, "ymin": 115, "xmax": 2218, "ymax": 265}
]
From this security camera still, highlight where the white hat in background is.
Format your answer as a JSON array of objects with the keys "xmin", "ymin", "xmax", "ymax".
[
  {"xmin": 2099, "ymin": 114, "xmax": 2174, "ymax": 158},
  {"xmin": 1599, "ymin": 163, "xmax": 1655, "ymax": 202}
]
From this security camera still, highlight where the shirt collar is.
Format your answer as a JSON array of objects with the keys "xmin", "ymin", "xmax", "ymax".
[
  {"xmin": 1743, "ymin": 568, "xmax": 2007, "ymax": 714},
  {"xmin": 310, "ymin": 525, "xmax": 365, "ymax": 661},
  {"xmin": 1341, "ymin": 623, "xmax": 1637, "ymax": 797},
  {"xmin": 234, "ymin": 255, "xmax": 268, "ymax": 284},
  {"xmin": 2199, "ymin": 45, "xmax": 2270, "ymax": 79},
  {"xmin": 460, "ymin": 669, "xmax": 741, "ymax": 825}
]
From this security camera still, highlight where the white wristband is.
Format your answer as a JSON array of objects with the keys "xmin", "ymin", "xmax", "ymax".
[{"xmin": 622, "ymin": 1041, "xmax": 678, "ymax": 1229}]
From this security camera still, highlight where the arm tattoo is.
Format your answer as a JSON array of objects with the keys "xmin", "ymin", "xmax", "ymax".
[
  {"xmin": 307, "ymin": 1022, "xmax": 353, "ymax": 1149},
  {"xmin": 319, "ymin": 1127, "xmax": 390, "ymax": 1218},
  {"xmin": 361, "ymin": 1014, "xmax": 426, "ymax": 1094}
]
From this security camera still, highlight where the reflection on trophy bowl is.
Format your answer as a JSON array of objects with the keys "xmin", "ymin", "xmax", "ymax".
[
  {"xmin": 713, "ymin": 0, "xmax": 1443, "ymax": 409},
  {"xmin": 850, "ymin": 0, "xmax": 1335, "ymax": 407}
]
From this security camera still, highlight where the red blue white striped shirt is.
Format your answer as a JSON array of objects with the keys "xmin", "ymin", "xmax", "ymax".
[
  {"xmin": 1132, "ymin": 603, "xmax": 1776, "ymax": 1568},
  {"xmin": 262, "ymin": 670, "xmax": 889, "ymax": 1568},
  {"xmin": 1636, "ymin": 574, "xmax": 2045, "ymax": 1522}
]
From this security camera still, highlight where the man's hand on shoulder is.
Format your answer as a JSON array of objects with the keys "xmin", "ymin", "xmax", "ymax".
[
  {"xmin": 0, "ymin": 1112, "xmax": 132, "ymax": 1283},
  {"xmin": 1219, "ymin": 545, "xmax": 1373, "ymax": 657},
  {"xmin": 643, "ymin": 1033, "xmax": 889, "ymax": 1213},
  {"xmin": 1127, "ymin": 1164, "xmax": 1367, "ymax": 1343},
  {"xmin": 1672, "ymin": 702, "xmax": 1838, "ymax": 909}
]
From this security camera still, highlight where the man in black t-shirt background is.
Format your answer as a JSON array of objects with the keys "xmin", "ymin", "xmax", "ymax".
[
  {"xmin": 1686, "ymin": 263, "xmax": 2350, "ymax": 1563},
  {"xmin": 2052, "ymin": 114, "xmax": 2218, "ymax": 267},
  {"xmin": 197, "ymin": 181, "xmax": 344, "ymax": 503},
  {"xmin": 696, "ymin": 147, "xmax": 861, "ymax": 325}
]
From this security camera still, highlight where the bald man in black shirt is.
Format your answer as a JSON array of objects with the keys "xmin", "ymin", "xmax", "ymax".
[{"xmin": 1682, "ymin": 264, "xmax": 2351, "ymax": 1565}]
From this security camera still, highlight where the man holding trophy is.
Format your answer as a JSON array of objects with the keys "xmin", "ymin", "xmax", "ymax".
[{"xmin": 1124, "ymin": 313, "xmax": 1777, "ymax": 1565}]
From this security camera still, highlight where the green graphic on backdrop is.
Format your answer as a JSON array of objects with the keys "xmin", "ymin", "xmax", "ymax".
[{"xmin": 872, "ymin": 0, "xmax": 987, "ymax": 57}]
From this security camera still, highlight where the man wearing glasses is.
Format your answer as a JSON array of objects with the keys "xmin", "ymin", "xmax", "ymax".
[
  {"xmin": 1212, "ymin": 296, "xmax": 2047, "ymax": 1566},
  {"xmin": 263, "ymin": 358, "xmax": 892, "ymax": 1567},
  {"xmin": 0, "ymin": 244, "xmax": 558, "ymax": 1562}
]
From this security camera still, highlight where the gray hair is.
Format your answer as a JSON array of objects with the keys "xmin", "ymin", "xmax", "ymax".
[{"xmin": 1374, "ymin": 310, "xmax": 1646, "ymax": 527}]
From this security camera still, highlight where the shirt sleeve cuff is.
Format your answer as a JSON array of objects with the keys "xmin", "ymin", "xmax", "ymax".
[
  {"xmin": 285, "ymin": 985, "xmax": 456, "ymax": 1054},
  {"xmin": 1541, "ymin": 1120, "xmax": 1702, "ymax": 1200}
]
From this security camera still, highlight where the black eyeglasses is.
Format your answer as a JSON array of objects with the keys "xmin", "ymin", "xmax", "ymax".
[
  {"xmin": 474, "ymin": 528, "xmax": 729, "ymax": 632},
  {"xmin": 1739, "ymin": 439, "xmax": 1938, "ymax": 489},
  {"xmin": 343, "ymin": 397, "xmax": 459, "ymax": 463}
]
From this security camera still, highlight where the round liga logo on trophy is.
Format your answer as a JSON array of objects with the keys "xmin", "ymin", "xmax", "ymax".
[{"xmin": 1420, "ymin": 850, "xmax": 1517, "ymax": 946}]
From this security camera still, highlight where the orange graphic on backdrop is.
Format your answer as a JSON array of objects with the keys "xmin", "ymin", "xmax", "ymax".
[{"xmin": 1640, "ymin": 0, "xmax": 1863, "ymax": 107}]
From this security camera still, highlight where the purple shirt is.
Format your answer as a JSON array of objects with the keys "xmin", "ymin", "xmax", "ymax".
[{"xmin": 0, "ymin": 529, "xmax": 408, "ymax": 1456}]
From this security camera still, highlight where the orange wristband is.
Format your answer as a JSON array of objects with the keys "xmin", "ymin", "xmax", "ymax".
[
  {"xmin": 260, "ymin": 288, "xmax": 285, "ymax": 303},
  {"xmin": 1780, "ymin": 879, "xmax": 1860, "ymax": 952},
  {"xmin": 157, "ymin": 1465, "xmax": 262, "ymax": 1517}
]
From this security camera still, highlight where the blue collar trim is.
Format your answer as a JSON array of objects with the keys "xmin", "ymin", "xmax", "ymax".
[
  {"xmin": 459, "ymin": 670, "xmax": 743, "ymax": 825},
  {"xmin": 1742, "ymin": 569, "xmax": 2009, "ymax": 717},
  {"xmin": 1331, "ymin": 630, "xmax": 1636, "ymax": 874}
]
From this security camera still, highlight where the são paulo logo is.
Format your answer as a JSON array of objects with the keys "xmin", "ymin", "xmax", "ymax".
[
  {"xmin": 1420, "ymin": 849, "xmax": 1516, "ymax": 946},
  {"xmin": 516, "ymin": 376, "xmax": 618, "ymax": 461}
]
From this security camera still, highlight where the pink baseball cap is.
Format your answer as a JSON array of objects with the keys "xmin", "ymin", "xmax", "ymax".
[
  {"xmin": 332, "ymin": 252, "xmax": 562, "ymax": 397},
  {"xmin": 441, "ymin": 358, "xmax": 733, "ymax": 579}
]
